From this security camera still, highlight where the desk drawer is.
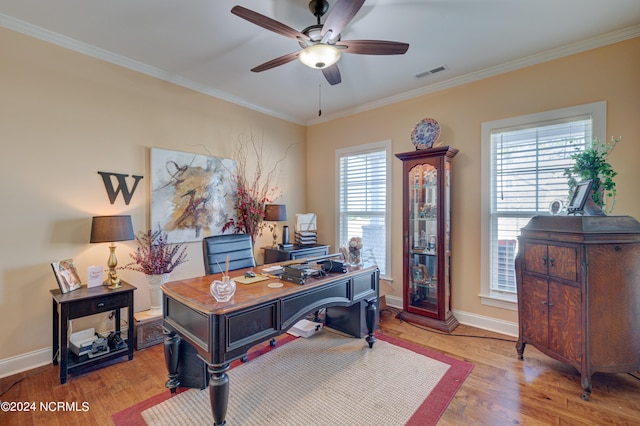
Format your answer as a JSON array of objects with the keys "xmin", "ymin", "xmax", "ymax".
[
  {"xmin": 227, "ymin": 302, "xmax": 278, "ymax": 350},
  {"xmin": 353, "ymin": 273, "xmax": 377, "ymax": 300},
  {"xmin": 68, "ymin": 292, "xmax": 129, "ymax": 318}
]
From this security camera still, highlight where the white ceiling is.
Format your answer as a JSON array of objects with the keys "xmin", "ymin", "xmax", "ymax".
[{"xmin": 1, "ymin": 0, "xmax": 639, "ymax": 125}]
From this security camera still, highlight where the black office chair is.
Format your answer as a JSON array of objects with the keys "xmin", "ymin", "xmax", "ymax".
[{"xmin": 203, "ymin": 234, "xmax": 256, "ymax": 274}]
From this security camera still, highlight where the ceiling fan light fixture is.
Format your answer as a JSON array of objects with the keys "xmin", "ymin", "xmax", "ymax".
[{"xmin": 298, "ymin": 44, "xmax": 341, "ymax": 69}]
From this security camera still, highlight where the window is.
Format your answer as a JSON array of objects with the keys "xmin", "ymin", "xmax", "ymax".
[
  {"xmin": 336, "ymin": 141, "xmax": 391, "ymax": 277},
  {"xmin": 480, "ymin": 102, "xmax": 606, "ymax": 308}
]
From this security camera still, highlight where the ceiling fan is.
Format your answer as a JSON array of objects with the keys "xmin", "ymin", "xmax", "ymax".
[{"xmin": 231, "ymin": 0, "xmax": 409, "ymax": 85}]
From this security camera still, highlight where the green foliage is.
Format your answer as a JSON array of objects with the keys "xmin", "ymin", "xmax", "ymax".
[{"xmin": 563, "ymin": 137, "xmax": 619, "ymax": 213}]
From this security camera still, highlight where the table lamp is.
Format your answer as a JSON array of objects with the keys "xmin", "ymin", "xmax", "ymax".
[
  {"xmin": 264, "ymin": 204, "xmax": 288, "ymax": 248},
  {"xmin": 90, "ymin": 215, "xmax": 134, "ymax": 289}
]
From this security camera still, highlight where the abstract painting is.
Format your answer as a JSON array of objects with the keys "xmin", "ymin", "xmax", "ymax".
[{"xmin": 151, "ymin": 148, "xmax": 237, "ymax": 243}]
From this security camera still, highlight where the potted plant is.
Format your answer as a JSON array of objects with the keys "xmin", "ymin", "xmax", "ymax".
[
  {"xmin": 564, "ymin": 137, "xmax": 619, "ymax": 213},
  {"xmin": 126, "ymin": 228, "xmax": 188, "ymax": 316}
]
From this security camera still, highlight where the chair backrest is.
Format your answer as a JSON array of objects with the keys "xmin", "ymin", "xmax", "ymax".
[{"xmin": 202, "ymin": 234, "xmax": 256, "ymax": 275}]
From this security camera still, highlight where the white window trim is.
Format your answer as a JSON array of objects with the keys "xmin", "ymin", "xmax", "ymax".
[
  {"xmin": 479, "ymin": 101, "xmax": 606, "ymax": 309},
  {"xmin": 335, "ymin": 140, "xmax": 392, "ymax": 280}
]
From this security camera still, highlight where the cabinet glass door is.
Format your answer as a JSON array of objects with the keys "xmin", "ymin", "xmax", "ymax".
[{"xmin": 408, "ymin": 163, "xmax": 438, "ymax": 314}]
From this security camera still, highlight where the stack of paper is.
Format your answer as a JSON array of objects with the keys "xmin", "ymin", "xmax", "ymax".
[{"xmin": 295, "ymin": 231, "xmax": 317, "ymax": 245}]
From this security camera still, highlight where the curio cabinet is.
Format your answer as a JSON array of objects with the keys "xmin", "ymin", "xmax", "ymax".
[{"xmin": 395, "ymin": 146, "xmax": 458, "ymax": 332}]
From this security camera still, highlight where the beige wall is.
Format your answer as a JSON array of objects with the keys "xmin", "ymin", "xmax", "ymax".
[
  {"xmin": 0, "ymin": 28, "xmax": 306, "ymax": 364},
  {"xmin": 307, "ymin": 37, "xmax": 640, "ymax": 325}
]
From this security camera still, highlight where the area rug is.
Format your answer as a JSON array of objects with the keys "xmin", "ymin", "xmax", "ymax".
[{"xmin": 113, "ymin": 331, "xmax": 472, "ymax": 426}]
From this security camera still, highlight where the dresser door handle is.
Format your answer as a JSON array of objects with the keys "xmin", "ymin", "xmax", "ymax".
[
  {"xmin": 97, "ymin": 302, "xmax": 105, "ymax": 308},
  {"xmin": 542, "ymin": 255, "xmax": 547, "ymax": 266},
  {"xmin": 548, "ymin": 257, "xmax": 555, "ymax": 267}
]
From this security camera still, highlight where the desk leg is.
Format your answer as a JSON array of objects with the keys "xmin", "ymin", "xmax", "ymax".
[
  {"xmin": 365, "ymin": 299, "xmax": 377, "ymax": 349},
  {"xmin": 208, "ymin": 363, "xmax": 230, "ymax": 426},
  {"xmin": 164, "ymin": 331, "xmax": 181, "ymax": 392}
]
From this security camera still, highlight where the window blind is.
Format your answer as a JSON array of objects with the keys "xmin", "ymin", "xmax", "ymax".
[
  {"xmin": 489, "ymin": 118, "xmax": 591, "ymax": 293},
  {"xmin": 338, "ymin": 148, "xmax": 388, "ymax": 275}
]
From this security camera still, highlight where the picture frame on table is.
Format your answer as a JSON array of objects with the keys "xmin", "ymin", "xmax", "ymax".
[
  {"xmin": 567, "ymin": 179, "xmax": 605, "ymax": 216},
  {"xmin": 51, "ymin": 259, "xmax": 82, "ymax": 294},
  {"xmin": 87, "ymin": 265, "xmax": 104, "ymax": 288}
]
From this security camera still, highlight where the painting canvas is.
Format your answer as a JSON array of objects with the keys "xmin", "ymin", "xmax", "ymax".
[
  {"xmin": 151, "ymin": 148, "xmax": 237, "ymax": 243},
  {"xmin": 52, "ymin": 259, "xmax": 82, "ymax": 294}
]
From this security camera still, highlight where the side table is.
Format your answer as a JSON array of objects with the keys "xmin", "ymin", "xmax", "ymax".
[{"xmin": 51, "ymin": 281, "xmax": 136, "ymax": 384}]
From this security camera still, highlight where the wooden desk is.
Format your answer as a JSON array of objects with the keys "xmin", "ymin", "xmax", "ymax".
[
  {"xmin": 162, "ymin": 264, "xmax": 379, "ymax": 426},
  {"xmin": 51, "ymin": 282, "xmax": 136, "ymax": 384}
]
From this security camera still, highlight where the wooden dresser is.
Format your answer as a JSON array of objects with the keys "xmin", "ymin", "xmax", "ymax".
[{"xmin": 515, "ymin": 215, "xmax": 640, "ymax": 400}]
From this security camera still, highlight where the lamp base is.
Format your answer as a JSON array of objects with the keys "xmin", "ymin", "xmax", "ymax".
[
  {"xmin": 106, "ymin": 245, "xmax": 122, "ymax": 289},
  {"xmin": 106, "ymin": 264, "xmax": 121, "ymax": 289},
  {"xmin": 270, "ymin": 225, "xmax": 279, "ymax": 248}
]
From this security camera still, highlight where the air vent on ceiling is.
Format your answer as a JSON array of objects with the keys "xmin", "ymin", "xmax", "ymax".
[{"xmin": 414, "ymin": 65, "xmax": 449, "ymax": 79}]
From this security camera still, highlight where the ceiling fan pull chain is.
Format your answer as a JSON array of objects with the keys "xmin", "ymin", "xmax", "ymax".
[{"xmin": 318, "ymin": 82, "xmax": 322, "ymax": 117}]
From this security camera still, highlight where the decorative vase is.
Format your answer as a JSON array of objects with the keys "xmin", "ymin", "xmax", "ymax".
[
  {"xmin": 147, "ymin": 273, "xmax": 170, "ymax": 316},
  {"xmin": 349, "ymin": 251, "xmax": 362, "ymax": 267},
  {"xmin": 210, "ymin": 275, "xmax": 236, "ymax": 302}
]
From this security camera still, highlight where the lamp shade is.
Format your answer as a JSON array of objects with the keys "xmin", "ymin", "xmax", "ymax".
[
  {"xmin": 90, "ymin": 215, "xmax": 134, "ymax": 243},
  {"xmin": 264, "ymin": 204, "xmax": 287, "ymax": 222}
]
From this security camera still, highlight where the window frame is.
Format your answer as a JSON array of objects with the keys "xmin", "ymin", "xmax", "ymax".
[
  {"xmin": 480, "ymin": 101, "xmax": 606, "ymax": 310},
  {"xmin": 335, "ymin": 140, "xmax": 392, "ymax": 279}
]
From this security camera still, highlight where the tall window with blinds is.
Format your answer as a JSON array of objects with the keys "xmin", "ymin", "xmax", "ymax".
[
  {"xmin": 336, "ymin": 141, "xmax": 391, "ymax": 277},
  {"xmin": 488, "ymin": 118, "xmax": 592, "ymax": 295}
]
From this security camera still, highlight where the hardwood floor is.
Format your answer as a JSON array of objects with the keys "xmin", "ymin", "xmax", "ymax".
[{"xmin": 1, "ymin": 308, "xmax": 639, "ymax": 425}]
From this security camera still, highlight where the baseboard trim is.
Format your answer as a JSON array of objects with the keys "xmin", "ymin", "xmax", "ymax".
[
  {"xmin": 0, "ymin": 347, "xmax": 52, "ymax": 379},
  {"xmin": 453, "ymin": 310, "xmax": 518, "ymax": 337},
  {"xmin": 384, "ymin": 295, "xmax": 518, "ymax": 337}
]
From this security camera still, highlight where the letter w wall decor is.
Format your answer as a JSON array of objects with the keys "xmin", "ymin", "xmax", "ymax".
[{"xmin": 98, "ymin": 171, "xmax": 143, "ymax": 205}]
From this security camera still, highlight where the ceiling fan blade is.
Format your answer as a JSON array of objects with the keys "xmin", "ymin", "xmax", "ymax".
[
  {"xmin": 231, "ymin": 6, "xmax": 310, "ymax": 41},
  {"xmin": 322, "ymin": 64, "xmax": 341, "ymax": 85},
  {"xmin": 320, "ymin": 0, "xmax": 365, "ymax": 40},
  {"xmin": 337, "ymin": 40, "xmax": 409, "ymax": 55},
  {"xmin": 251, "ymin": 51, "xmax": 300, "ymax": 73}
]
